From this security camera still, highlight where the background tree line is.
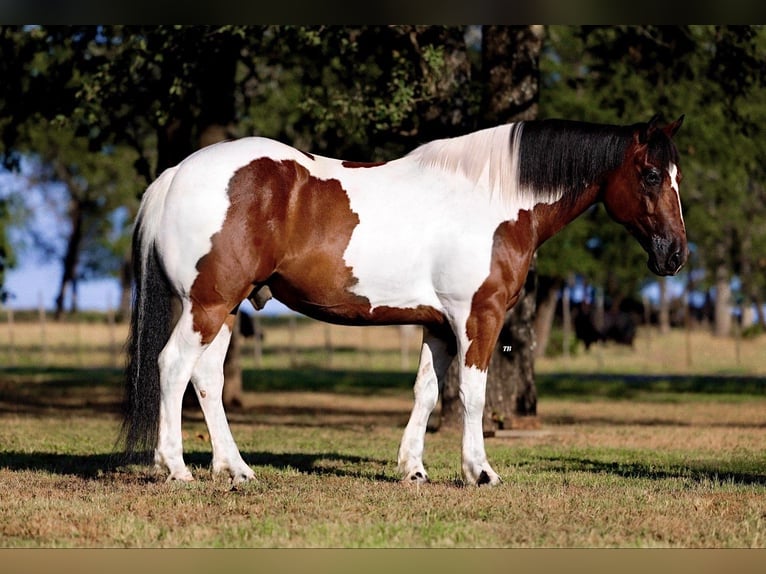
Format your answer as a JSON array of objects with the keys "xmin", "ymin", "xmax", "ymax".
[{"xmin": 1, "ymin": 25, "xmax": 764, "ymax": 427}]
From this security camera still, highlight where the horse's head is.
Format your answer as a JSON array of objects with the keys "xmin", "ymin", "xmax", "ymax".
[{"xmin": 603, "ymin": 114, "xmax": 688, "ymax": 276}]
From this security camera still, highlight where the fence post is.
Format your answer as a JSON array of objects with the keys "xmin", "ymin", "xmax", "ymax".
[
  {"xmin": 107, "ymin": 291, "xmax": 118, "ymax": 368},
  {"xmin": 38, "ymin": 292, "xmax": 49, "ymax": 367},
  {"xmin": 562, "ymin": 274, "xmax": 573, "ymax": 360},
  {"xmin": 5, "ymin": 303, "xmax": 16, "ymax": 367},
  {"xmin": 288, "ymin": 314, "xmax": 297, "ymax": 368},
  {"xmin": 361, "ymin": 326, "xmax": 372, "ymax": 368},
  {"xmin": 324, "ymin": 323, "xmax": 333, "ymax": 368},
  {"xmin": 399, "ymin": 325, "xmax": 416, "ymax": 371},
  {"xmin": 253, "ymin": 314, "xmax": 263, "ymax": 368}
]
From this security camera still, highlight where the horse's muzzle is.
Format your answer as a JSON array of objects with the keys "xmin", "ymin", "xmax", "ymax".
[{"xmin": 649, "ymin": 245, "xmax": 688, "ymax": 276}]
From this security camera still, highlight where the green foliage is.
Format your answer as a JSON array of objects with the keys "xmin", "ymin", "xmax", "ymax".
[
  {"xmin": 3, "ymin": 25, "xmax": 765, "ymax": 314},
  {"xmin": 0, "ymin": 25, "xmax": 480, "ymax": 299}
]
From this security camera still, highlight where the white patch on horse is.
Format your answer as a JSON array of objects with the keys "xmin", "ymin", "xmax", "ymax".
[
  {"xmin": 338, "ymin": 125, "xmax": 561, "ymax": 312},
  {"xmin": 668, "ymin": 162, "xmax": 685, "ymax": 231}
]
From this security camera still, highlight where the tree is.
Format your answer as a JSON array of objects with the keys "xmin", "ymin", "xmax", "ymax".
[
  {"xmin": 0, "ymin": 197, "xmax": 12, "ymax": 304},
  {"xmin": 0, "ymin": 26, "xmax": 144, "ymax": 316},
  {"xmin": 531, "ymin": 26, "xmax": 697, "ymax": 350},
  {"xmin": 19, "ymin": 120, "xmax": 140, "ymax": 317}
]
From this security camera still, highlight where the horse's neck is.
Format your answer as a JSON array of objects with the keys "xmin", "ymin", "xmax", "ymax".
[{"xmin": 532, "ymin": 182, "xmax": 602, "ymax": 247}]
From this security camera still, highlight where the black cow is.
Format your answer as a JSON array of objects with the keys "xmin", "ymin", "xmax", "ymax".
[{"xmin": 573, "ymin": 302, "xmax": 637, "ymax": 350}]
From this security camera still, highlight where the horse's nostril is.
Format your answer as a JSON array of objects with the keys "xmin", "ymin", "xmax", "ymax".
[{"xmin": 668, "ymin": 251, "xmax": 683, "ymax": 273}]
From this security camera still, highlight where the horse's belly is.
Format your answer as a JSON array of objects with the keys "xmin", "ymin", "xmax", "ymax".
[{"xmin": 268, "ymin": 271, "xmax": 446, "ymax": 327}]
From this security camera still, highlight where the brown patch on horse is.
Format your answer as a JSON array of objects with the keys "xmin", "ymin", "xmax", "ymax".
[
  {"xmin": 189, "ymin": 157, "xmax": 446, "ymax": 343},
  {"xmin": 464, "ymin": 214, "xmax": 534, "ymax": 370},
  {"xmin": 463, "ymin": 184, "xmax": 603, "ymax": 370}
]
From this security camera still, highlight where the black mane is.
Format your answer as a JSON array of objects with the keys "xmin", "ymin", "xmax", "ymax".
[{"xmin": 514, "ymin": 118, "xmax": 678, "ymax": 203}]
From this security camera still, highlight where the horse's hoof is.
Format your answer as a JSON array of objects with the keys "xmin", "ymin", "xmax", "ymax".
[
  {"xmin": 403, "ymin": 470, "xmax": 429, "ymax": 485},
  {"xmin": 231, "ymin": 470, "xmax": 255, "ymax": 485},
  {"xmin": 167, "ymin": 470, "xmax": 194, "ymax": 483},
  {"xmin": 476, "ymin": 470, "xmax": 502, "ymax": 487}
]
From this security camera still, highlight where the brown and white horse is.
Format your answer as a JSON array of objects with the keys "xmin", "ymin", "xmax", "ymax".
[{"xmin": 122, "ymin": 114, "xmax": 687, "ymax": 486}]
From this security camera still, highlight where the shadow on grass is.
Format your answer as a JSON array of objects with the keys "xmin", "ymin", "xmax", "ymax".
[
  {"xmin": 0, "ymin": 449, "xmax": 395, "ymax": 482},
  {"xmin": 4, "ymin": 367, "xmax": 765, "ymax": 404},
  {"xmin": 522, "ymin": 454, "xmax": 766, "ymax": 487},
  {"xmin": 241, "ymin": 368, "xmax": 414, "ymax": 394},
  {"xmin": 0, "ymin": 451, "xmax": 120, "ymax": 478},
  {"xmin": 537, "ymin": 373, "xmax": 766, "ymax": 398},
  {"xmin": 239, "ymin": 450, "xmax": 396, "ymax": 482},
  {"xmin": 542, "ymin": 413, "xmax": 766, "ymax": 429}
]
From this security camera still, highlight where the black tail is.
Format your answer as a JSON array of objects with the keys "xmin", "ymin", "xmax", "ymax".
[{"xmin": 118, "ymin": 223, "xmax": 173, "ymax": 464}]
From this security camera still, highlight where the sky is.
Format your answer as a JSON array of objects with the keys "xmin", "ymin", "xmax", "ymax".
[
  {"xmin": 5, "ymin": 260, "xmax": 119, "ymax": 311},
  {"xmin": 4, "ymin": 262, "xmax": 292, "ymax": 315}
]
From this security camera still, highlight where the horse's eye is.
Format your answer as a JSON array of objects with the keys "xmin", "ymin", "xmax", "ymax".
[{"xmin": 643, "ymin": 169, "xmax": 661, "ymax": 187}]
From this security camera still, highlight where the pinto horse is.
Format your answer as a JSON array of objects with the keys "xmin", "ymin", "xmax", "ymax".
[{"xmin": 122, "ymin": 114, "xmax": 687, "ymax": 486}]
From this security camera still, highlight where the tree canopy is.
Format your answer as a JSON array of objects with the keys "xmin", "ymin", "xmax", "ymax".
[{"xmin": 1, "ymin": 25, "xmax": 764, "ymax": 331}]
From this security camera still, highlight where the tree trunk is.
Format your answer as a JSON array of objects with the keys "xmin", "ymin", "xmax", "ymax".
[
  {"xmin": 658, "ymin": 276, "xmax": 671, "ymax": 334},
  {"xmin": 481, "ymin": 25, "xmax": 544, "ymax": 124},
  {"xmin": 54, "ymin": 188, "xmax": 85, "ymax": 320},
  {"xmin": 223, "ymin": 313, "xmax": 244, "ymax": 409},
  {"xmin": 533, "ymin": 275, "xmax": 562, "ymax": 358},
  {"xmin": 485, "ymin": 264, "xmax": 539, "ymax": 429},
  {"xmin": 562, "ymin": 274, "xmax": 573, "ymax": 359},
  {"xmin": 714, "ymin": 263, "xmax": 732, "ymax": 337},
  {"xmin": 440, "ymin": 25, "xmax": 544, "ymax": 431},
  {"xmin": 170, "ymin": 38, "xmax": 243, "ymax": 408}
]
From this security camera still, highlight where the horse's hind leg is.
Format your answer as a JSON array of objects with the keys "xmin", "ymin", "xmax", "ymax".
[
  {"xmin": 190, "ymin": 314, "xmax": 255, "ymax": 484},
  {"xmin": 155, "ymin": 300, "xmax": 208, "ymax": 481},
  {"xmin": 397, "ymin": 327, "xmax": 455, "ymax": 483}
]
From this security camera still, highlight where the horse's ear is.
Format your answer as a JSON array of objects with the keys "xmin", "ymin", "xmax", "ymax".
[
  {"xmin": 638, "ymin": 114, "xmax": 661, "ymax": 144},
  {"xmin": 663, "ymin": 114, "xmax": 685, "ymax": 138}
]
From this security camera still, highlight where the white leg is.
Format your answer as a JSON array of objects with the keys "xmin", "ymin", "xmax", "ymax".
[
  {"xmin": 458, "ymin": 364, "xmax": 501, "ymax": 486},
  {"xmin": 155, "ymin": 303, "xmax": 205, "ymax": 481},
  {"xmin": 190, "ymin": 317, "xmax": 255, "ymax": 484},
  {"xmin": 447, "ymin": 307, "xmax": 503, "ymax": 487},
  {"xmin": 397, "ymin": 328, "xmax": 454, "ymax": 483}
]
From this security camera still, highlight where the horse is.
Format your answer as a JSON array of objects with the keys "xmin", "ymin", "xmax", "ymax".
[{"xmin": 121, "ymin": 113, "xmax": 687, "ymax": 486}]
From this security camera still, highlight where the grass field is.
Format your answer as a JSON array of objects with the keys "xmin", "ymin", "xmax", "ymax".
[{"xmin": 1, "ymin": 317, "xmax": 765, "ymax": 547}]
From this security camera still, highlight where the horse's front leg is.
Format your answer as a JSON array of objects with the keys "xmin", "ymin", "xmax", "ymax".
[
  {"xmin": 397, "ymin": 327, "xmax": 455, "ymax": 484},
  {"xmin": 457, "ymin": 364, "xmax": 501, "ymax": 486},
  {"xmin": 454, "ymin": 303, "xmax": 506, "ymax": 486}
]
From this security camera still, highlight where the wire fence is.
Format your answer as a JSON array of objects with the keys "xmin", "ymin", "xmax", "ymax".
[
  {"xmin": 2, "ymin": 305, "xmax": 764, "ymax": 376},
  {"xmin": 0, "ymin": 307, "xmax": 422, "ymax": 372}
]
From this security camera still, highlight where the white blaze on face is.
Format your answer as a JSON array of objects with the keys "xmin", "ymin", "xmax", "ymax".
[{"xmin": 668, "ymin": 162, "xmax": 685, "ymax": 231}]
